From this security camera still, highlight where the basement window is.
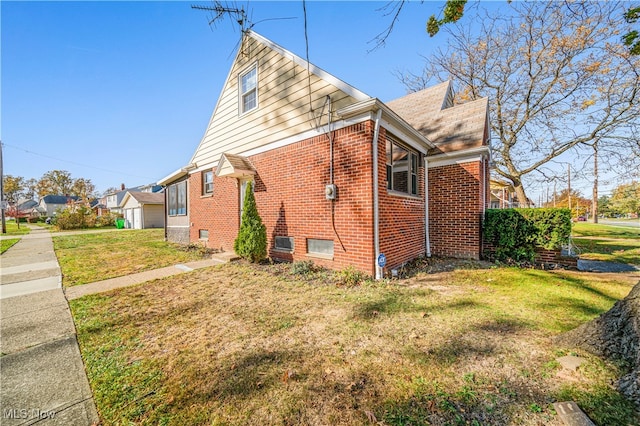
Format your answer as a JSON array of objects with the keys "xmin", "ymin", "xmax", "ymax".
[
  {"xmin": 386, "ymin": 137, "xmax": 419, "ymax": 196},
  {"xmin": 239, "ymin": 63, "xmax": 258, "ymax": 114},
  {"xmin": 199, "ymin": 229, "xmax": 209, "ymax": 240},
  {"xmin": 274, "ymin": 236, "xmax": 294, "ymax": 252},
  {"xmin": 307, "ymin": 239, "xmax": 334, "ymax": 258}
]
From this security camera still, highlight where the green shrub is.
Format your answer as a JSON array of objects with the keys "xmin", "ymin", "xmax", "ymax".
[
  {"xmin": 96, "ymin": 213, "xmax": 117, "ymax": 227},
  {"xmin": 234, "ymin": 182, "xmax": 267, "ymax": 263},
  {"xmin": 54, "ymin": 206, "xmax": 97, "ymax": 230},
  {"xmin": 483, "ymin": 208, "xmax": 571, "ymax": 263},
  {"xmin": 337, "ymin": 266, "xmax": 368, "ymax": 287},
  {"xmin": 290, "ymin": 260, "xmax": 315, "ymax": 276}
]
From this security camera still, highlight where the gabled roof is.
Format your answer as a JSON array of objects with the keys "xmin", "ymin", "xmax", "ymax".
[
  {"xmin": 119, "ymin": 191, "xmax": 164, "ymax": 208},
  {"xmin": 18, "ymin": 199, "xmax": 38, "ymax": 210},
  {"xmin": 40, "ymin": 195, "xmax": 79, "ymax": 204},
  {"xmin": 385, "ymin": 81, "xmax": 453, "ymax": 124},
  {"xmin": 247, "ymin": 31, "xmax": 370, "ymax": 102},
  {"xmin": 387, "ymin": 82, "xmax": 489, "ymax": 155},
  {"xmin": 215, "ymin": 153, "xmax": 256, "ymax": 179}
]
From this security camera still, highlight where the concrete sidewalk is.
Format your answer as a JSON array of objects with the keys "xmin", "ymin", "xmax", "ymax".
[
  {"xmin": 1, "ymin": 225, "xmax": 235, "ymax": 425},
  {"xmin": 1, "ymin": 225, "xmax": 99, "ymax": 425}
]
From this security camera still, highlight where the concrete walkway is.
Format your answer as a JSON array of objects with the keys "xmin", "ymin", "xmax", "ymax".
[
  {"xmin": 1, "ymin": 226, "xmax": 235, "ymax": 425},
  {"xmin": 1, "ymin": 225, "xmax": 99, "ymax": 425}
]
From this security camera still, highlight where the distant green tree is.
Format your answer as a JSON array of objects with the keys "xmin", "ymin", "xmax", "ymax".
[
  {"xmin": 234, "ymin": 181, "xmax": 267, "ymax": 263},
  {"xmin": 36, "ymin": 170, "xmax": 74, "ymax": 198},
  {"xmin": 610, "ymin": 181, "xmax": 640, "ymax": 216},
  {"xmin": 2, "ymin": 175, "xmax": 25, "ymax": 205}
]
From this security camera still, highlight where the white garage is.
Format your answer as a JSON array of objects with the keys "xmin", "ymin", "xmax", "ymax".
[{"xmin": 119, "ymin": 191, "xmax": 165, "ymax": 229}]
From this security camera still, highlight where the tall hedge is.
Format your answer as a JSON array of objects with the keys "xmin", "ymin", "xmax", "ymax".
[
  {"xmin": 234, "ymin": 181, "xmax": 267, "ymax": 263},
  {"xmin": 483, "ymin": 208, "xmax": 571, "ymax": 263}
]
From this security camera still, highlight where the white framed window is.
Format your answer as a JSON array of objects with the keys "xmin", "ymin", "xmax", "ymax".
[
  {"xmin": 386, "ymin": 137, "xmax": 419, "ymax": 196},
  {"xmin": 307, "ymin": 239, "xmax": 334, "ymax": 257},
  {"xmin": 168, "ymin": 180, "xmax": 187, "ymax": 216},
  {"xmin": 199, "ymin": 229, "xmax": 209, "ymax": 240},
  {"xmin": 239, "ymin": 64, "xmax": 257, "ymax": 114},
  {"xmin": 202, "ymin": 170, "xmax": 213, "ymax": 195},
  {"xmin": 274, "ymin": 236, "xmax": 294, "ymax": 252}
]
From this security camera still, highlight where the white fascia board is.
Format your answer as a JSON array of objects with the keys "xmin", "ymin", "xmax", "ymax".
[
  {"xmin": 427, "ymin": 146, "xmax": 491, "ymax": 168},
  {"xmin": 247, "ymin": 30, "xmax": 370, "ymax": 102},
  {"xmin": 337, "ymin": 98, "xmax": 435, "ymax": 153},
  {"xmin": 157, "ymin": 164, "xmax": 196, "ymax": 186}
]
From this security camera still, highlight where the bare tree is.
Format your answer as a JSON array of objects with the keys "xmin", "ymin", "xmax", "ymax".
[{"xmin": 399, "ymin": 1, "xmax": 640, "ymax": 204}]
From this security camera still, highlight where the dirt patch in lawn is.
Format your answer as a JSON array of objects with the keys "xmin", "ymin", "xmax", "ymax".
[{"xmin": 71, "ymin": 261, "xmax": 640, "ymax": 425}]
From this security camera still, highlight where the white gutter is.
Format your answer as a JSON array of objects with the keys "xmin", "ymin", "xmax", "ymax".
[
  {"xmin": 424, "ymin": 157, "xmax": 431, "ymax": 257},
  {"xmin": 372, "ymin": 109, "xmax": 383, "ymax": 280}
]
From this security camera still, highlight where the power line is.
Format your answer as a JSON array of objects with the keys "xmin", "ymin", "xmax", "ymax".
[{"xmin": 2, "ymin": 142, "xmax": 156, "ymax": 180}]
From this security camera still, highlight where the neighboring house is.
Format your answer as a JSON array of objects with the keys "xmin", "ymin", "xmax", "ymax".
[
  {"xmin": 105, "ymin": 183, "xmax": 163, "ymax": 214},
  {"xmin": 119, "ymin": 191, "xmax": 165, "ymax": 229},
  {"xmin": 159, "ymin": 30, "xmax": 491, "ymax": 278},
  {"xmin": 90, "ymin": 197, "xmax": 109, "ymax": 216},
  {"xmin": 14, "ymin": 199, "xmax": 45, "ymax": 220},
  {"xmin": 489, "ymin": 179, "xmax": 533, "ymax": 208},
  {"xmin": 38, "ymin": 195, "xmax": 79, "ymax": 217}
]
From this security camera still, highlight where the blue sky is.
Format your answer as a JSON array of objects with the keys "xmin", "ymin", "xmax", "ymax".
[{"xmin": 2, "ymin": 0, "xmax": 465, "ymax": 195}]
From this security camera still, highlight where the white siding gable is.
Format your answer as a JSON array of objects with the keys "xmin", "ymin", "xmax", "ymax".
[{"xmin": 190, "ymin": 30, "xmax": 370, "ymax": 168}]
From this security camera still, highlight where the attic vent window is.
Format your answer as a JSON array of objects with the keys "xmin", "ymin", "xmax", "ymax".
[{"xmin": 240, "ymin": 64, "xmax": 257, "ymax": 114}]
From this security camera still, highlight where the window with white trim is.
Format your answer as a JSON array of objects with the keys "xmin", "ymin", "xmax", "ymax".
[
  {"xmin": 386, "ymin": 137, "xmax": 419, "ymax": 196},
  {"xmin": 168, "ymin": 180, "xmax": 187, "ymax": 216},
  {"xmin": 202, "ymin": 170, "xmax": 213, "ymax": 195},
  {"xmin": 239, "ymin": 64, "xmax": 257, "ymax": 114}
]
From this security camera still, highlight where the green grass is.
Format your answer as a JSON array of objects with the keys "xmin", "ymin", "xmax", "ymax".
[
  {"xmin": 572, "ymin": 222, "xmax": 640, "ymax": 265},
  {"xmin": 2, "ymin": 220, "xmax": 31, "ymax": 236},
  {"xmin": 70, "ymin": 261, "xmax": 639, "ymax": 425},
  {"xmin": 1, "ymin": 238, "xmax": 20, "ymax": 254},
  {"xmin": 53, "ymin": 229, "xmax": 211, "ymax": 286},
  {"xmin": 573, "ymin": 222, "xmax": 639, "ymax": 239}
]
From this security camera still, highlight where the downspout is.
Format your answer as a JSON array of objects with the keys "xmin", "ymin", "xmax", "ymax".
[
  {"xmin": 372, "ymin": 108, "xmax": 383, "ymax": 279},
  {"xmin": 424, "ymin": 157, "xmax": 431, "ymax": 257}
]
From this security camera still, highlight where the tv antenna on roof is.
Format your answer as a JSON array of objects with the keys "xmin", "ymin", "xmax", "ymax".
[{"xmin": 191, "ymin": 2, "xmax": 248, "ymax": 32}]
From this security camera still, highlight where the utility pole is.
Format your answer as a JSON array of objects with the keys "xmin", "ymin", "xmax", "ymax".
[
  {"xmin": 592, "ymin": 142, "xmax": 599, "ymax": 224},
  {"xmin": 568, "ymin": 164, "xmax": 572, "ymax": 218},
  {"xmin": 1, "ymin": 140, "xmax": 6, "ymax": 234}
]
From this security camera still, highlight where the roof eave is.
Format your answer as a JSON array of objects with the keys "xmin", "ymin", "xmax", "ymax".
[
  {"xmin": 157, "ymin": 164, "xmax": 196, "ymax": 186},
  {"xmin": 337, "ymin": 98, "xmax": 436, "ymax": 150}
]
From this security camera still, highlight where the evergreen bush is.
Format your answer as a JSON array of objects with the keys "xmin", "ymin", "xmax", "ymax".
[
  {"xmin": 234, "ymin": 181, "xmax": 267, "ymax": 263},
  {"xmin": 483, "ymin": 208, "xmax": 571, "ymax": 263}
]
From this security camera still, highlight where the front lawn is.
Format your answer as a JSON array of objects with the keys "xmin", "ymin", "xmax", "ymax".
[
  {"xmin": 70, "ymin": 261, "xmax": 640, "ymax": 425},
  {"xmin": 1, "ymin": 238, "xmax": 20, "ymax": 254},
  {"xmin": 53, "ymin": 229, "xmax": 211, "ymax": 286},
  {"xmin": 2, "ymin": 220, "xmax": 31, "ymax": 236},
  {"xmin": 572, "ymin": 223, "xmax": 640, "ymax": 265}
]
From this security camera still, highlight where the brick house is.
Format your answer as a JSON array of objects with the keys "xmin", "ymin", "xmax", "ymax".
[{"xmin": 159, "ymin": 30, "xmax": 490, "ymax": 278}]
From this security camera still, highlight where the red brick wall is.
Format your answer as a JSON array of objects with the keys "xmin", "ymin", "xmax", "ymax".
[
  {"xmin": 186, "ymin": 121, "xmax": 488, "ymax": 274},
  {"xmin": 428, "ymin": 161, "xmax": 484, "ymax": 259},
  {"xmin": 188, "ymin": 121, "xmax": 376, "ymax": 275},
  {"xmin": 189, "ymin": 171, "xmax": 240, "ymax": 251},
  {"xmin": 377, "ymin": 128, "xmax": 427, "ymax": 272}
]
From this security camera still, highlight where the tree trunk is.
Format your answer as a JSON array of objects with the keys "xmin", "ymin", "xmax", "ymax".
[
  {"xmin": 554, "ymin": 282, "xmax": 640, "ymax": 408},
  {"xmin": 514, "ymin": 183, "xmax": 529, "ymax": 208}
]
